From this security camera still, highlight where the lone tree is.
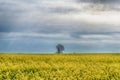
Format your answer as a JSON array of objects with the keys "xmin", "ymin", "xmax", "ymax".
[{"xmin": 56, "ymin": 44, "xmax": 64, "ymax": 53}]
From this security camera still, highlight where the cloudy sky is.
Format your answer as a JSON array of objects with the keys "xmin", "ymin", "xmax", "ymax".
[{"xmin": 0, "ymin": 0, "xmax": 120, "ymax": 53}]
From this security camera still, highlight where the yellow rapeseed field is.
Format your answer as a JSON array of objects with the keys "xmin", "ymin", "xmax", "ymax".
[{"xmin": 0, "ymin": 53, "xmax": 120, "ymax": 80}]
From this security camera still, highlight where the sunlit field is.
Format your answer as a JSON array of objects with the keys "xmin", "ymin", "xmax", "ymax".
[{"xmin": 0, "ymin": 53, "xmax": 120, "ymax": 80}]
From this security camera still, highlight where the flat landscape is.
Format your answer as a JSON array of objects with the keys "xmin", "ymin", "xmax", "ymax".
[{"xmin": 0, "ymin": 53, "xmax": 120, "ymax": 80}]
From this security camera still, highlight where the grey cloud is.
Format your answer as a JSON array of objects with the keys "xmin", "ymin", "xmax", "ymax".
[
  {"xmin": 83, "ymin": 4, "xmax": 120, "ymax": 11},
  {"xmin": 0, "ymin": 1, "xmax": 34, "ymax": 14},
  {"xmin": 69, "ymin": 31, "xmax": 120, "ymax": 39},
  {"xmin": 1, "ymin": 0, "xmax": 120, "ymax": 52},
  {"xmin": 74, "ymin": 0, "xmax": 120, "ymax": 11},
  {"xmin": 76, "ymin": 0, "xmax": 120, "ymax": 4},
  {"xmin": 50, "ymin": 7, "xmax": 79, "ymax": 14},
  {"xmin": 0, "ymin": 0, "xmax": 120, "ymax": 35}
]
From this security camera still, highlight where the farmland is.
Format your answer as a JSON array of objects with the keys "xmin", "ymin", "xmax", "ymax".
[{"xmin": 0, "ymin": 53, "xmax": 120, "ymax": 80}]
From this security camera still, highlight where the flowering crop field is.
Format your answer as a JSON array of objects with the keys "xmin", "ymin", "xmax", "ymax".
[{"xmin": 0, "ymin": 53, "xmax": 120, "ymax": 80}]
